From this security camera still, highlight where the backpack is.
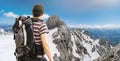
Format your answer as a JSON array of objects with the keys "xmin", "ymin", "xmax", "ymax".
[{"xmin": 13, "ymin": 16, "xmax": 37, "ymax": 61}]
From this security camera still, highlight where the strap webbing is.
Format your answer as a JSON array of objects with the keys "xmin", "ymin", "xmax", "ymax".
[{"xmin": 22, "ymin": 24, "xmax": 27, "ymax": 45}]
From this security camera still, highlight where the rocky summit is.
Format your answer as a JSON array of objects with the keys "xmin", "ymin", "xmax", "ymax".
[{"xmin": 46, "ymin": 15, "xmax": 120, "ymax": 61}]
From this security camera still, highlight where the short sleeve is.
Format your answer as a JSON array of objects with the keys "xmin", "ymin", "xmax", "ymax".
[{"xmin": 39, "ymin": 22, "xmax": 49, "ymax": 35}]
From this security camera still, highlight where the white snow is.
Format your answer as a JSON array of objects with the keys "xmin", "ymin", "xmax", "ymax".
[
  {"xmin": 0, "ymin": 34, "xmax": 16, "ymax": 61},
  {"xmin": 83, "ymin": 55, "xmax": 91, "ymax": 61},
  {"xmin": 80, "ymin": 30, "xmax": 100, "ymax": 61},
  {"xmin": 71, "ymin": 34, "xmax": 81, "ymax": 58},
  {"xmin": 71, "ymin": 30, "xmax": 100, "ymax": 61},
  {"xmin": 0, "ymin": 28, "xmax": 5, "ymax": 33},
  {"xmin": 94, "ymin": 39, "xmax": 100, "ymax": 46},
  {"xmin": 91, "ymin": 50, "xmax": 99, "ymax": 60},
  {"xmin": 47, "ymin": 28, "xmax": 60, "ymax": 58}
]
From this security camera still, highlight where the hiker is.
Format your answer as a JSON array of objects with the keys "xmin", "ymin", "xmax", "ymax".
[
  {"xmin": 13, "ymin": 4, "xmax": 53, "ymax": 61},
  {"xmin": 32, "ymin": 4, "xmax": 53, "ymax": 61}
]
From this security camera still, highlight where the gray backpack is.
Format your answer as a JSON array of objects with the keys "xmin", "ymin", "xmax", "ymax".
[{"xmin": 13, "ymin": 16, "xmax": 36, "ymax": 61}]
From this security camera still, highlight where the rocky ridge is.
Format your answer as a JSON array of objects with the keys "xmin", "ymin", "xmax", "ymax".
[{"xmin": 46, "ymin": 15, "xmax": 119, "ymax": 61}]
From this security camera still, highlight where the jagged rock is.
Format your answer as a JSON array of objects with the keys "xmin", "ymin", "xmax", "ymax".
[
  {"xmin": 96, "ymin": 37, "xmax": 112, "ymax": 55},
  {"xmin": 53, "ymin": 53, "xmax": 60, "ymax": 61},
  {"xmin": 47, "ymin": 15, "xmax": 74, "ymax": 61},
  {"xmin": 92, "ymin": 46, "xmax": 96, "ymax": 52},
  {"xmin": 46, "ymin": 15, "xmax": 66, "ymax": 30},
  {"xmin": 94, "ymin": 43, "xmax": 120, "ymax": 61},
  {"xmin": 99, "ymin": 37, "xmax": 111, "ymax": 50},
  {"xmin": 96, "ymin": 45, "xmax": 106, "ymax": 56},
  {"xmin": 46, "ymin": 15, "xmax": 113, "ymax": 61},
  {"xmin": 82, "ymin": 29, "xmax": 95, "ymax": 40}
]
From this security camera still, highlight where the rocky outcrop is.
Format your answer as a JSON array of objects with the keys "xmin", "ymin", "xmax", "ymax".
[
  {"xmin": 94, "ymin": 43, "xmax": 120, "ymax": 61},
  {"xmin": 47, "ymin": 15, "xmax": 77, "ymax": 61},
  {"xmin": 46, "ymin": 15, "xmax": 113, "ymax": 61},
  {"xmin": 71, "ymin": 29, "xmax": 112, "ymax": 61},
  {"xmin": 97, "ymin": 37, "xmax": 112, "ymax": 56},
  {"xmin": 46, "ymin": 15, "xmax": 66, "ymax": 30}
]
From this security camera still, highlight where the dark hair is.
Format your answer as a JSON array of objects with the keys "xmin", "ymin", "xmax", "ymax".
[{"xmin": 32, "ymin": 4, "xmax": 44, "ymax": 17}]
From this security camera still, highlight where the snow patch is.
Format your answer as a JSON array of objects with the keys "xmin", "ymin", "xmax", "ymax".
[
  {"xmin": 81, "ymin": 30, "xmax": 100, "ymax": 61},
  {"xmin": 47, "ymin": 28, "xmax": 60, "ymax": 57},
  {"xmin": 0, "ymin": 34, "xmax": 16, "ymax": 61},
  {"xmin": 71, "ymin": 34, "xmax": 80, "ymax": 58},
  {"xmin": 83, "ymin": 55, "xmax": 91, "ymax": 61}
]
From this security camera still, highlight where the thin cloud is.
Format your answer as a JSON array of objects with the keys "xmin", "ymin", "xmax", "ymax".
[
  {"xmin": 40, "ymin": 14, "xmax": 49, "ymax": 20},
  {"xmin": 22, "ymin": 14, "xmax": 32, "ymax": 17},
  {"xmin": 22, "ymin": 14, "xmax": 49, "ymax": 20},
  {"xmin": 92, "ymin": 0, "xmax": 120, "ymax": 8},
  {"xmin": 3, "ymin": 12, "xmax": 19, "ymax": 18},
  {"xmin": 0, "ymin": 9, "xmax": 4, "ymax": 13},
  {"xmin": 61, "ymin": 0, "xmax": 120, "ymax": 13},
  {"xmin": 69, "ymin": 24, "xmax": 120, "ymax": 29},
  {"xmin": 3, "ymin": 12, "xmax": 49, "ymax": 20}
]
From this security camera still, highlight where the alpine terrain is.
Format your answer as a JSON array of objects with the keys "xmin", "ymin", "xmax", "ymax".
[
  {"xmin": 0, "ymin": 15, "xmax": 120, "ymax": 61},
  {"xmin": 45, "ymin": 15, "xmax": 120, "ymax": 61}
]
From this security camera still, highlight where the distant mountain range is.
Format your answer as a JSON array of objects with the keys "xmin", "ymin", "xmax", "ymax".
[
  {"xmin": 0, "ymin": 24, "xmax": 13, "ymax": 32},
  {"xmin": 87, "ymin": 29, "xmax": 120, "ymax": 46},
  {"xmin": 1, "ymin": 24, "xmax": 120, "ymax": 46}
]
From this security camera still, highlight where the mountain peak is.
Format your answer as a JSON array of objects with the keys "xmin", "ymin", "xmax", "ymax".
[{"xmin": 46, "ymin": 15, "xmax": 66, "ymax": 30}]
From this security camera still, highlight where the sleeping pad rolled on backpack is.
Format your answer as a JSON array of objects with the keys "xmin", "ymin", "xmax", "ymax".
[{"xmin": 13, "ymin": 16, "xmax": 45, "ymax": 61}]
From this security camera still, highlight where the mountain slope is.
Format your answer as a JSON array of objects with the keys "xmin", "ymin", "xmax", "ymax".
[
  {"xmin": 94, "ymin": 43, "xmax": 120, "ymax": 61},
  {"xmin": 46, "ymin": 15, "xmax": 112, "ymax": 61}
]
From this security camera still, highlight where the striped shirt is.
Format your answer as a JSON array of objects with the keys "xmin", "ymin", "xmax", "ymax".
[{"xmin": 32, "ymin": 18, "xmax": 48, "ymax": 45}]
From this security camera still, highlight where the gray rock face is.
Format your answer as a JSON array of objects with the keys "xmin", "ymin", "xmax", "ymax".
[
  {"xmin": 97, "ymin": 37, "xmax": 111, "ymax": 55},
  {"xmin": 46, "ymin": 15, "xmax": 66, "ymax": 30},
  {"xmin": 71, "ymin": 30, "xmax": 90, "ymax": 56},
  {"xmin": 46, "ymin": 15, "xmax": 114, "ymax": 61},
  {"xmin": 47, "ymin": 15, "xmax": 80, "ymax": 61},
  {"xmin": 94, "ymin": 43, "xmax": 120, "ymax": 61}
]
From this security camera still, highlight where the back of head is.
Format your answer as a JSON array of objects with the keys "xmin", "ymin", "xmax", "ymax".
[{"xmin": 32, "ymin": 4, "xmax": 44, "ymax": 17}]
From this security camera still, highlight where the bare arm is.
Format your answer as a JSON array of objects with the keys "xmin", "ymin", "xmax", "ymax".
[{"xmin": 40, "ymin": 33, "xmax": 53, "ymax": 61}]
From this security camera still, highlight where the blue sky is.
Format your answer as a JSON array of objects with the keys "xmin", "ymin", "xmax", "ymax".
[{"xmin": 0, "ymin": 0, "xmax": 120, "ymax": 26}]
